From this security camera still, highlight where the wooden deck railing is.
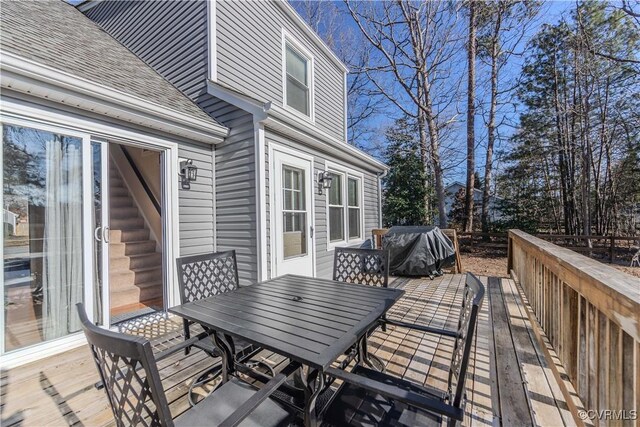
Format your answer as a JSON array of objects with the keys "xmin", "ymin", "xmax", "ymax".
[{"xmin": 508, "ymin": 229, "xmax": 640, "ymax": 426}]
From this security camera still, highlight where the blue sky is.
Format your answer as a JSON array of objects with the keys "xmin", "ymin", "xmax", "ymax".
[
  {"xmin": 68, "ymin": 0, "xmax": 575, "ymax": 185},
  {"xmin": 290, "ymin": 1, "xmax": 576, "ymax": 185}
]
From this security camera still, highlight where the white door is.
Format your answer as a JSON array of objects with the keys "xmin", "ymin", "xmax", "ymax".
[{"xmin": 273, "ymin": 150, "xmax": 314, "ymax": 277}]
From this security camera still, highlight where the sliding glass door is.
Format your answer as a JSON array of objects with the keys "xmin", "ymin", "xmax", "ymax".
[{"xmin": 2, "ymin": 123, "xmax": 91, "ymax": 352}]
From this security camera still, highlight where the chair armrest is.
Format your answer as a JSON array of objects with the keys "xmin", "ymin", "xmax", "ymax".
[
  {"xmin": 155, "ymin": 330, "xmax": 213, "ymax": 361},
  {"xmin": 219, "ymin": 361, "xmax": 300, "ymax": 427},
  {"xmin": 95, "ymin": 330, "xmax": 214, "ymax": 390},
  {"xmin": 383, "ymin": 319, "xmax": 458, "ymax": 338},
  {"xmin": 325, "ymin": 367, "xmax": 463, "ymax": 421}
]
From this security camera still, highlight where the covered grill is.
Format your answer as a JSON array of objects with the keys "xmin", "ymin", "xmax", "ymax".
[{"xmin": 382, "ymin": 226, "xmax": 456, "ymax": 278}]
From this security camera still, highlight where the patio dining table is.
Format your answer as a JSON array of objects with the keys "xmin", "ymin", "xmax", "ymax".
[{"xmin": 169, "ymin": 273, "xmax": 404, "ymax": 427}]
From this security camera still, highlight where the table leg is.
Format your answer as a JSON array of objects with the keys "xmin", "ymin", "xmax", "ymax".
[
  {"xmin": 357, "ymin": 335, "xmax": 385, "ymax": 372},
  {"xmin": 212, "ymin": 332, "xmax": 234, "ymax": 383},
  {"xmin": 357, "ymin": 335, "xmax": 372, "ymax": 366},
  {"xmin": 302, "ymin": 367, "xmax": 325, "ymax": 427}
]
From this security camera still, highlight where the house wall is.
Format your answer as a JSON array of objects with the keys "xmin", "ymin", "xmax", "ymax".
[
  {"xmin": 216, "ymin": 0, "xmax": 346, "ymax": 142},
  {"xmin": 265, "ymin": 129, "xmax": 380, "ymax": 279},
  {"xmin": 84, "ymin": 0, "xmax": 258, "ymax": 284}
]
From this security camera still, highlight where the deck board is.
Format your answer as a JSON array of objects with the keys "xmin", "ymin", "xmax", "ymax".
[{"xmin": 0, "ymin": 275, "xmax": 582, "ymax": 426}]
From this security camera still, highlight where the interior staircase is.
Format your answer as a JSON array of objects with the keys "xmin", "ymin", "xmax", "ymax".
[{"xmin": 109, "ymin": 163, "xmax": 163, "ymax": 319}]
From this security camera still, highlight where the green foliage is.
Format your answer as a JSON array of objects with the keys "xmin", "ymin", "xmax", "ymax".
[
  {"xmin": 496, "ymin": 0, "xmax": 640, "ymax": 235},
  {"xmin": 382, "ymin": 117, "xmax": 428, "ymax": 226}
]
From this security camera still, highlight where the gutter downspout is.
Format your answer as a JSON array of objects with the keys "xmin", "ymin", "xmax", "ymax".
[
  {"xmin": 377, "ymin": 169, "xmax": 388, "ymax": 228},
  {"xmin": 253, "ymin": 103, "xmax": 271, "ymax": 281}
]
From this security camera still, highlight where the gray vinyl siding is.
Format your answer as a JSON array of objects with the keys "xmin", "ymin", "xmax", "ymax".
[
  {"xmin": 85, "ymin": 0, "xmax": 258, "ymax": 284},
  {"xmin": 205, "ymin": 100, "xmax": 258, "ymax": 286},
  {"xmin": 265, "ymin": 129, "xmax": 380, "ymax": 280},
  {"xmin": 216, "ymin": 0, "xmax": 346, "ymax": 141},
  {"xmin": 178, "ymin": 142, "xmax": 216, "ymax": 256}
]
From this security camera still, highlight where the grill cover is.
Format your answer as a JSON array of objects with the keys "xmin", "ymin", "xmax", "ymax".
[{"xmin": 383, "ymin": 226, "xmax": 456, "ymax": 277}]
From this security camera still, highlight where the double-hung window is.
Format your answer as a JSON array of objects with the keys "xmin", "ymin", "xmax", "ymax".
[
  {"xmin": 283, "ymin": 32, "xmax": 313, "ymax": 119},
  {"xmin": 347, "ymin": 178, "xmax": 361, "ymax": 239},
  {"xmin": 327, "ymin": 168, "xmax": 363, "ymax": 247},
  {"xmin": 328, "ymin": 172, "xmax": 344, "ymax": 242}
]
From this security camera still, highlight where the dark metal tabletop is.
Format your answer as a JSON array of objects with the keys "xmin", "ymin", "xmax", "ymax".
[{"xmin": 169, "ymin": 274, "xmax": 404, "ymax": 370}]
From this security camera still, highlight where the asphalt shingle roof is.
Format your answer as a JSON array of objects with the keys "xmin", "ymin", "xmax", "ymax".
[{"xmin": 0, "ymin": 0, "xmax": 219, "ymax": 126}]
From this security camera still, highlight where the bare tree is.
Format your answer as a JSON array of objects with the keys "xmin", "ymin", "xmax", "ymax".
[
  {"xmin": 345, "ymin": 0, "xmax": 464, "ymax": 227},
  {"xmin": 292, "ymin": 1, "xmax": 384, "ymax": 146},
  {"xmin": 477, "ymin": 0, "xmax": 541, "ymax": 233},
  {"xmin": 464, "ymin": 0, "xmax": 477, "ymax": 232}
]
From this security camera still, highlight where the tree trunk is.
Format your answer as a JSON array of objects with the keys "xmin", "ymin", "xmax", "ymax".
[
  {"xmin": 481, "ymin": 7, "xmax": 500, "ymax": 235},
  {"xmin": 464, "ymin": 0, "xmax": 476, "ymax": 232},
  {"xmin": 417, "ymin": 108, "xmax": 431, "ymax": 224},
  {"xmin": 423, "ymin": 96, "xmax": 447, "ymax": 228}
]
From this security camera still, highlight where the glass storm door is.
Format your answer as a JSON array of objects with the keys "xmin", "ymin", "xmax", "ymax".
[{"xmin": 273, "ymin": 151, "xmax": 314, "ymax": 277}]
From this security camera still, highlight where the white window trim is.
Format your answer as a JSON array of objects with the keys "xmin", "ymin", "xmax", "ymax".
[
  {"xmin": 281, "ymin": 28, "xmax": 315, "ymax": 123},
  {"xmin": 207, "ymin": 0, "xmax": 217, "ymax": 82},
  {"xmin": 325, "ymin": 161, "xmax": 365, "ymax": 251}
]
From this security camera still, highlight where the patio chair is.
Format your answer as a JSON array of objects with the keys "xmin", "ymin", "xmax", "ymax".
[
  {"xmin": 76, "ymin": 303, "xmax": 297, "ymax": 427},
  {"xmin": 333, "ymin": 247, "xmax": 390, "ymax": 288},
  {"xmin": 176, "ymin": 250, "xmax": 274, "ymax": 404},
  {"xmin": 323, "ymin": 273, "xmax": 486, "ymax": 427},
  {"xmin": 333, "ymin": 247, "xmax": 390, "ymax": 372}
]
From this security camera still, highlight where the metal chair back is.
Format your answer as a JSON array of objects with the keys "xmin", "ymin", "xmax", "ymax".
[
  {"xmin": 176, "ymin": 251, "xmax": 239, "ymax": 349},
  {"xmin": 333, "ymin": 247, "xmax": 389, "ymax": 288},
  {"xmin": 176, "ymin": 250, "xmax": 239, "ymax": 303},
  {"xmin": 77, "ymin": 303, "xmax": 173, "ymax": 427},
  {"xmin": 448, "ymin": 273, "xmax": 485, "ymax": 409}
]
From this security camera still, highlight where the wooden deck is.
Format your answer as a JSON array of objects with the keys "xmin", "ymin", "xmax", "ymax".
[{"xmin": 0, "ymin": 274, "xmax": 584, "ymax": 426}]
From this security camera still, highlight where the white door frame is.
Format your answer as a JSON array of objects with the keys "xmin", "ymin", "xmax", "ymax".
[
  {"xmin": 269, "ymin": 142, "xmax": 316, "ymax": 278},
  {"xmin": 0, "ymin": 98, "xmax": 181, "ymax": 367},
  {"xmin": 98, "ymin": 138, "xmax": 175, "ymax": 326}
]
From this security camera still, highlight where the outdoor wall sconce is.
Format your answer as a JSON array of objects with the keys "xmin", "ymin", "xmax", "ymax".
[
  {"xmin": 179, "ymin": 159, "xmax": 197, "ymax": 189},
  {"xmin": 317, "ymin": 171, "xmax": 333, "ymax": 195}
]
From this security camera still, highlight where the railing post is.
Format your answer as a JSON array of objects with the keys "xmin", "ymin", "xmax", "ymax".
[
  {"xmin": 507, "ymin": 230, "xmax": 513, "ymax": 273},
  {"xmin": 609, "ymin": 236, "xmax": 615, "ymax": 264}
]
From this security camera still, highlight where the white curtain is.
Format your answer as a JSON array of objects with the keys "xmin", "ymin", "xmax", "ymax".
[{"xmin": 42, "ymin": 136, "xmax": 83, "ymax": 341}]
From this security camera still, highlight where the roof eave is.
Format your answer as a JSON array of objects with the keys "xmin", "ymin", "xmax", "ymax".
[{"xmin": 1, "ymin": 52, "xmax": 229, "ymax": 144}]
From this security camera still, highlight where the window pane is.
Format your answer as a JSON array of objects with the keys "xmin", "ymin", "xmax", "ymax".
[
  {"xmin": 349, "ymin": 208, "xmax": 361, "ymax": 239},
  {"xmin": 286, "ymin": 78, "xmax": 309, "ymax": 116},
  {"xmin": 328, "ymin": 173, "xmax": 342, "ymax": 205},
  {"xmin": 348, "ymin": 178, "xmax": 359, "ymax": 207},
  {"xmin": 3, "ymin": 124, "xmax": 84, "ymax": 352},
  {"xmin": 329, "ymin": 207, "xmax": 344, "ymax": 242},
  {"xmin": 284, "ymin": 167, "xmax": 292, "ymax": 189},
  {"xmin": 284, "ymin": 189, "xmax": 293, "ymax": 210},
  {"xmin": 292, "ymin": 169, "xmax": 301, "ymax": 191},
  {"xmin": 283, "ymin": 213, "xmax": 307, "ymax": 258},
  {"xmin": 286, "ymin": 45, "xmax": 307, "ymax": 85}
]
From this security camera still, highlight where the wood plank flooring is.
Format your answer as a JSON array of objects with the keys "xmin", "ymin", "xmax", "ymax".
[{"xmin": 0, "ymin": 275, "xmax": 583, "ymax": 426}]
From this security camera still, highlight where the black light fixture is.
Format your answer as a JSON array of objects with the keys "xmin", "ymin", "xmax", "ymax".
[
  {"xmin": 179, "ymin": 159, "xmax": 197, "ymax": 189},
  {"xmin": 317, "ymin": 171, "xmax": 333, "ymax": 195}
]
